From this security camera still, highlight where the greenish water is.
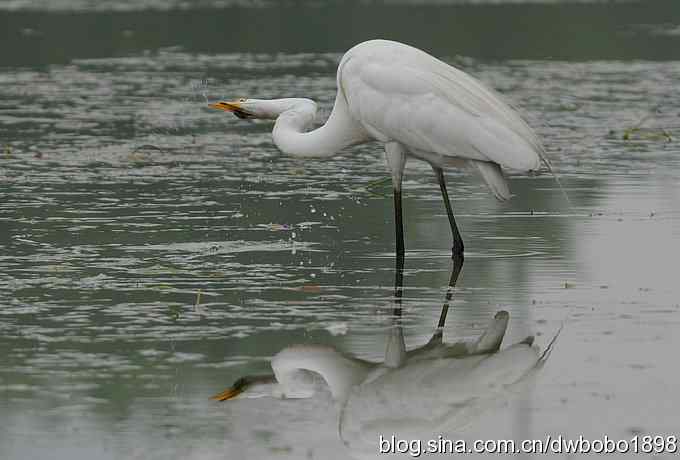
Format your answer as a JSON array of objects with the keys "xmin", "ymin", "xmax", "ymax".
[{"xmin": 1, "ymin": 1, "xmax": 680, "ymax": 459}]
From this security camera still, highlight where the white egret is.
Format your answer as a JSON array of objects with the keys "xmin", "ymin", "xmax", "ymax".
[{"xmin": 210, "ymin": 39, "xmax": 544, "ymax": 258}]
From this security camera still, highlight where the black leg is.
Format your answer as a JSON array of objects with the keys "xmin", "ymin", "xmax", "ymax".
[
  {"xmin": 434, "ymin": 251, "xmax": 464, "ymax": 333},
  {"xmin": 393, "ymin": 187, "xmax": 405, "ymax": 258},
  {"xmin": 434, "ymin": 168, "xmax": 465, "ymax": 258},
  {"xmin": 430, "ymin": 168, "xmax": 465, "ymax": 342},
  {"xmin": 384, "ymin": 143, "xmax": 407, "ymax": 366}
]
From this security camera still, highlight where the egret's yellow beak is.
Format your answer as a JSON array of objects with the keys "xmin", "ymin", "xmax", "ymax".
[
  {"xmin": 209, "ymin": 101, "xmax": 255, "ymax": 119},
  {"xmin": 208, "ymin": 101, "xmax": 241, "ymax": 112}
]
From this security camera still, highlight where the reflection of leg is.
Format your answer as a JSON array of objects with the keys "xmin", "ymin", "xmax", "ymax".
[
  {"xmin": 431, "ymin": 251, "xmax": 464, "ymax": 343},
  {"xmin": 393, "ymin": 251, "xmax": 404, "ymax": 316},
  {"xmin": 434, "ymin": 167, "xmax": 465, "ymax": 257},
  {"xmin": 393, "ymin": 187, "xmax": 405, "ymax": 257},
  {"xmin": 385, "ymin": 251, "xmax": 406, "ymax": 368}
]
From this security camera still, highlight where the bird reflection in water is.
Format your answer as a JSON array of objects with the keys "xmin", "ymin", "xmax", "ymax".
[{"xmin": 213, "ymin": 254, "xmax": 559, "ymax": 457}]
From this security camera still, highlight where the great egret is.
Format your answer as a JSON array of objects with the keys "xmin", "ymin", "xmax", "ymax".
[{"xmin": 209, "ymin": 39, "xmax": 544, "ymax": 259}]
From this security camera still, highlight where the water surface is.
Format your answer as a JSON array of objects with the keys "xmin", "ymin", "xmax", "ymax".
[{"xmin": 1, "ymin": 1, "xmax": 680, "ymax": 459}]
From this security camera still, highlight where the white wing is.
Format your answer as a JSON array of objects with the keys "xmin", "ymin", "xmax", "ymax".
[{"xmin": 338, "ymin": 40, "xmax": 542, "ymax": 172}]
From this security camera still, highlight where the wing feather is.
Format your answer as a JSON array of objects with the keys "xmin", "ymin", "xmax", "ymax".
[{"xmin": 339, "ymin": 40, "xmax": 542, "ymax": 171}]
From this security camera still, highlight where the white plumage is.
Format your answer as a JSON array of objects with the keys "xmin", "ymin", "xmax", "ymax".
[
  {"xmin": 210, "ymin": 39, "xmax": 545, "ymax": 254},
  {"xmin": 339, "ymin": 40, "xmax": 542, "ymax": 175}
]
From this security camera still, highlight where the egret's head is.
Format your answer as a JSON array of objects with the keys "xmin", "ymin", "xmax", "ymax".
[
  {"xmin": 209, "ymin": 98, "xmax": 314, "ymax": 120},
  {"xmin": 210, "ymin": 374, "xmax": 277, "ymax": 402}
]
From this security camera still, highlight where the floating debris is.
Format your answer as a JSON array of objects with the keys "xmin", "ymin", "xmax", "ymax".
[
  {"xmin": 621, "ymin": 109, "xmax": 673, "ymax": 142},
  {"xmin": 364, "ymin": 176, "xmax": 392, "ymax": 196}
]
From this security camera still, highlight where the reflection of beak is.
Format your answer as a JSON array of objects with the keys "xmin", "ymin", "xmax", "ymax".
[
  {"xmin": 211, "ymin": 376, "xmax": 251, "ymax": 401},
  {"xmin": 211, "ymin": 374, "xmax": 276, "ymax": 402},
  {"xmin": 208, "ymin": 101, "xmax": 253, "ymax": 119},
  {"xmin": 211, "ymin": 385, "xmax": 245, "ymax": 402}
]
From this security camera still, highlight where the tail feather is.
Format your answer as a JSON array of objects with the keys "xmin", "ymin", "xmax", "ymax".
[{"xmin": 472, "ymin": 160, "xmax": 511, "ymax": 201}]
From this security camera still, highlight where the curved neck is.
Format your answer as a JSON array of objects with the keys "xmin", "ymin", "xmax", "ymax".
[
  {"xmin": 272, "ymin": 94, "xmax": 370, "ymax": 158},
  {"xmin": 271, "ymin": 346, "xmax": 371, "ymax": 402}
]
